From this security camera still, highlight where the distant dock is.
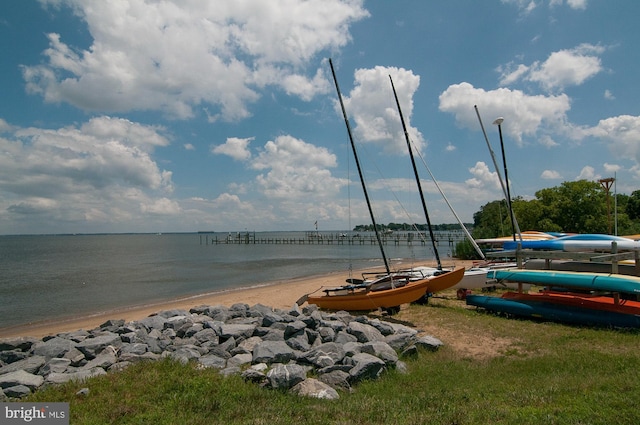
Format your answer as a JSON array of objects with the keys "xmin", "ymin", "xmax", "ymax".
[{"xmin": 199, "ymin": 231, "xmax": 466, "ymax": 247}]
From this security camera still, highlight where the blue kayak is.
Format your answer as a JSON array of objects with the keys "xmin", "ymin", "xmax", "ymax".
[
  {"xmin": 489, "ymin": 269, "xmax": 640, "ymax": 295},
  {"xmin": 502, "ymin": 234, "xmax": 640, "ymax": 252},
  {"xmin": 466, "ymin": 294, "xmax": 640, "ymax": 328}
]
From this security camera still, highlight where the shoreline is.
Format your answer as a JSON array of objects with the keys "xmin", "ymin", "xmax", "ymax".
[{"xmin": 0, "ymin": 260, "xmax": 472, "ymax": 340}]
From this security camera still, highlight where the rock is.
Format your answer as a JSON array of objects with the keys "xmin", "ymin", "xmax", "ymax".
[
  {"xmin": 284, "ymin": 320, "xmax": 307, "ymax": 339},
  {"xmin": 285, "ymin": 334, "xmax": 310, "ymax": 352},
  {"xmin": 0, "ymin": 302, "xmax": 442, "ymax": 399},
  {"xmin": 0, "ymin": 370, "xmax": 44, "ymax": 390},
  {"xmin": 4, "ymin": 384, "xmax": 31, "ymax": 398},
  {"xmin": 414, "ymin": 335, "xmax": 444, "ymax": 351},
  {"xmin": 198, "ymin": 354, "xmax": 227, "ymax": 369},
  {"xmin": 0, "ymin": 350, "xmax": 29, "ymax": 364},
  {"xmin": 120, "ymin": 343, "xmax": 149, "ymax": 356},
  {"xmin": 252, "ymin": 340, "xmax": 296, "ymax": 364},
  {"xmin": 219, "ymin": 324, "xmax": 256, "ymax": 341},
  {"xmin": 32, "ymin": 337, "xmax": 75, "ymax": 359},
  {"xmin": 360, "ymin": 341, "xmax": 398, "ymax": 365},
  {"xmin": 400, "ymin": 344, "xmax": 419, "ymax": 358},
  {"xmin": 166, "ymin": 346, "xmax": 201, "ymax": 364},
  {"xmin": 267, "ymin": 363, "xmax": 307, "ymax": 390},
  {"xmin": 227, "ymin": 353, "xmax": 252, "ymax": 368},
  {"xmin": 76, "ymin": 387, "xmax": 90, "ymax": 396},
  {"xmin": 82, "ymin": 350, "xmax": 117, "ymax": 370},
  {"xmin": 75, "ymin": 333, "xmax": 121, "ymax": 360},
  {"xmin": 384, "ymin": 332, "xmax": 416, "ymax": 351},
  {"xmin": 138, "ymin": 315, "xmax": 168, "ymax": 332},
  {"xmin": 0, "ymin": 387, "xmax": 8, "ymax": 401},
  {"xmin": 347, "ymin": 322, "xmax": 384, "ymax": 343},
  {"xmin": 40, "ymin": 358, "xmax": 71, "ymax": 375},
  {"xmin": 45, "ymin": 368, "xmax": 106, "ymax": 385},
  {"xmin": 348, "ymin": 353, "xmax": 386, "ymax": 384},
  {"xmin": 299, "ymin": 342, "xmax": 345, "ymax": 368},
  {"xmin": 317, "ymin": 369, "xmax": 351, "ymax": 391},
  {"xmin": 0, "ymin": 337, "xmax": 38, "ymax": 352},
  {"xmin": 241, "ymin": 367, "xmax": 267, "ymax": 384},
  {"xmin": 0, "ymin": 355, "xmax": 46, "ymax": 375},
  {"xmin": 290, "ymin": 378, "xmax": 340, "ymax": 400}
]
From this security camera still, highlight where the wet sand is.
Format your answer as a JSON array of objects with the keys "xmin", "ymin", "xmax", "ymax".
[{"xmin": 0, "ymin": 260, "xmax": 472, "ymax": 339}]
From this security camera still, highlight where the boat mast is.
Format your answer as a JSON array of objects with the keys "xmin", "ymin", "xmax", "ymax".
[
  {"xmin": 329, "ymin": 59, "xmax": 390, "ymax": 273},
  {"xmin": 389, "ymin": 75, "xmax": 442, "ymax": 270},
  {"xmin": 474, "ymin": 105, "xmax": 523, "ymax": 242}
]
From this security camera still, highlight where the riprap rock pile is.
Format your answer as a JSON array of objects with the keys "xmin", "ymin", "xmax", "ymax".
[{"xmin": 0, "ymin": 303, "xmax": 443, "ymax": 400}]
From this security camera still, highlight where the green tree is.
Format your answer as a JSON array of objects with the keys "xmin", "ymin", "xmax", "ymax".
[
  {"xmin": 626, "ymin": 190, "xmax": 640, "ymax": 220},
  {"xmin": 534, "ymin": 180, "xmax": 606, "ymax": 233}
]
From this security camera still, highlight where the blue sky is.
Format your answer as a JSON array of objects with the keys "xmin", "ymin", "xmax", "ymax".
[{"xmin": 1, "ymin": 0, "xmax": 639, "ymax": 235}]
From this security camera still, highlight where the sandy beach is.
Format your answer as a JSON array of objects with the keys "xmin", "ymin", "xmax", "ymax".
[{"xmin": 0, "ymin": 260, "xmax": 473, "ymax": 340}]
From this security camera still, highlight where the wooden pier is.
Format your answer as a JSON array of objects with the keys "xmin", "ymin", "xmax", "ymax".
[{"xmin": 199, "ymin": 232, "xmax": 466, "ymax": 248}]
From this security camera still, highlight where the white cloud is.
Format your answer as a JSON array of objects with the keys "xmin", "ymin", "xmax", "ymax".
[
  {"xmin": 604, "ymin": 90, "xmax": 615, "ymax": 100},
  {"xmin": 541, "ymin": 169, "xmax": 562, "ymax": 179},
  {"xmin": 342, "ymin": 66, "xmax": 425, "ymax": 154},
  {"xmin": 212, "ymin": 137, "xmax": 253, "ymax": 161},
  {"xmin": 566, "ymin": 0, "xmax": 587, "ymax": 10},
  {"xmin": 499, "ymin": 44, "xmax": 605, "ymax": 91},
  {"xmin": 25, "ymin": 0, "xmax": 369, "ymax": 121},
  {"xmin": 465, "ymin": 161, "xmax": 503, "ymax": 191},
  {"xmin": 438, "ymin": 82, "xmax": 571, "ymax": 145},
  {"xmin": 576, "ymin": 165, "xmax": 599, "ymax": 181},
  {"xmin": 251, "ymin": 134, "xmax": 346, "ymax": 199},
  {"xmin": 603, "ymin": 163, "xmax": 621, "ymax": 174},
  {"xmin": 586, "ymin": 115, "xmax": 640, "ymax": 164},
  {"xmin": 0, "ymin": 116, "xmax": 174, "ymax": 230}
]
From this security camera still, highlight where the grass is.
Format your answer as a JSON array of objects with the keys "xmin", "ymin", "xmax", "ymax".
[{"xmin": 24, "ymin": 294, "xmax": 640, "ymax": 424}]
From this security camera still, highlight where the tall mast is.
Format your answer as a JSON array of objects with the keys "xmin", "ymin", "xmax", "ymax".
[
  {"xmin": 389, "ymin": 75, "xmax": 442, "ymax": 270},
  {"xmin": 329, "ymin": 59, "xmax": 390, "ymax": 273}
]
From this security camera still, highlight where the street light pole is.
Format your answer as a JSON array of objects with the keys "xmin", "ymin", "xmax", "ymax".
[{"xmin": 493, "ymin": 117, "xmax": 516, "ymax": 242}]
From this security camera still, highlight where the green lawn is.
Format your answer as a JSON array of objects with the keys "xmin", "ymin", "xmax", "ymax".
[{"xmin": 25, "ymin": 295, "xmax": 640, "ymax": 424}]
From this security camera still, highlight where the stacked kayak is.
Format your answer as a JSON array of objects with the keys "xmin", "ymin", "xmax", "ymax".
[{"xmin": 466, "ymin": 269, "xmax": 640, "ymax": 328}]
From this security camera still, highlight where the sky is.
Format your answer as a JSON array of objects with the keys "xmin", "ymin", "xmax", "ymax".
[{"xmin": 1, "ymin": 0, "xmax": 639, "ymax": 235}]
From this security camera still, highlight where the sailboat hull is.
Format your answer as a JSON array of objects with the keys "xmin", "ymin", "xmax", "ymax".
[{"xmin": 307, "ymin": 266, "xmax": 464, "ymax": 311}]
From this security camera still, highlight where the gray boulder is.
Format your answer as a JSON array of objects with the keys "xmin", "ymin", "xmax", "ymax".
[
  {"xmin": 348, "ymin": 353, "xmax": 386, "ymax": 383},
  {"xmin": 45, "ymin": 367, "xmax": 106, "ymax": 385},
  {"xmin": 75, "ymin": 333, "xmax": 121, "ymax": 359},
  {"xmin": 361, "ymin": 341, "xmax": 398, "ymax": 365},
  {"xmin": 0, "ymin": 355, "xmax": 46, "ymax": 375},
  {"xmin": 414, "ymin": 335, "xmax": 444, "ymax": 351},
  {"xmin": 299, "ymin": 342, "xmax": 345, "ymax": 368},
  {"xmin": 290, "ymin": 378, "xmax": 340, "ymax": 400},
  {"xmin": 0, "ymin": 369, "xmax": 44, "ymax": 391},
  {"xmin": 4, "ymin": 384, "xmax": 31, "ymax": 398},
  {"xmin": 347, "ymin": 322, "xmax": 384, "ymax": 343},
  {"xmin": 267, "ymin": 363, "xmax": 307, "ymax": 389},
  {"xmin": 0, "ymin": 337, "xmax": 38, "ymax": 352},
  {"xmin": 252, "ymin": 341, "xmax": 296, "ymax": 364},
  {"xmin": 198, "ymin": 354, "xmax": 227, "ymax": 369},
  {"xmin": 32, "ymin": 337, "xmax": 75, "ymax": 359}
]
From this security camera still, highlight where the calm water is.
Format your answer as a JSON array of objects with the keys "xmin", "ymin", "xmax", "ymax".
[{"xmin": 0, "ymin": 232, "xmax": 457, "ymax": 329}]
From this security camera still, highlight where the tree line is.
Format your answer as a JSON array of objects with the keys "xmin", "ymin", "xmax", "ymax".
[
  {"xmin": 353, "ymin": 222, "xmax": 471, "ymax": 232},
  {"xmin": 454, "ymin": 180, "xmax": 640, "ymax": 259}
]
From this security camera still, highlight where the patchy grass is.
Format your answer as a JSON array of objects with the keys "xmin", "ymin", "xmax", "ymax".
[{"xmin": 25, "ymin": 295, "xmax": 640, "ymax": 424}]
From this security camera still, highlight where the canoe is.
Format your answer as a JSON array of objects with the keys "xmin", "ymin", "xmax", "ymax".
[
  {"xmin": 503, "ymin": 290, "xmax": 640, "ymax": 316},
  {"xmin": 524, "ymin": 259, "xmax": 640, "ymax": 276},
  {"xmin": 466, "ymin": 294, "xmax": 640, "ymax": 328},
  {"xmin": 502, "ymin": 234, "xmax": 640, "ymax": 252},
  {"xmin": 306, "ymin": 266, "xmax": 465, "ymax": 312},
  {"xmin": 489, "ymin": 269, "xmax": 640, "ymax": 295}
]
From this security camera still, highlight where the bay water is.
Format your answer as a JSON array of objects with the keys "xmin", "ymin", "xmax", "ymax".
[{"xmin": 0, "ymin": 232, "xmax": 458, "ymax": 329}]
